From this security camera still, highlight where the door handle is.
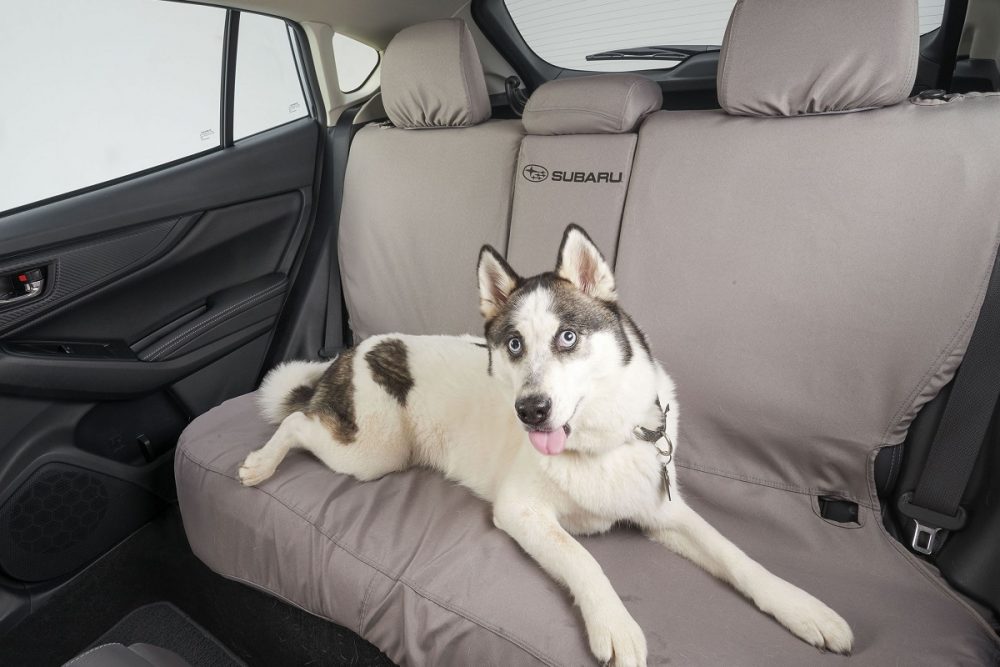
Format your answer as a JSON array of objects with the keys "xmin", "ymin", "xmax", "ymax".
[{"xmin": 0, "ymin": 268, "xmax": 46, "ymax": 305}]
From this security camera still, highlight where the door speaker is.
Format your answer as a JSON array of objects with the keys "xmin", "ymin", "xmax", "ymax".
[{"xmin": 0, "ymin": 462, "xmax": 162, "ymax": 582}]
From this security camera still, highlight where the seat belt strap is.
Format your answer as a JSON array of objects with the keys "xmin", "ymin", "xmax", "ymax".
[
  {"xmin": 898, "ymin": 245, "xmax": 1000, "ymax": 554},
  {"xmin": 319, "ymin": 103, "xmax": 363, "ymax": 359}
]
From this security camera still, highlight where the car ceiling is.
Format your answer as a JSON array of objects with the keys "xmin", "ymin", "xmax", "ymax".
[{"xmin": 215, "ymin": 0, "xmax": 473, "ymax": 48}]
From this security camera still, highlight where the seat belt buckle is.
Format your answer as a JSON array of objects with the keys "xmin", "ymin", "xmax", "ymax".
[
  {"xmin": 910, "ymin": 520, "xmax": 942, "ymax": 555},
  {"xmin": 896, "ymin": 491, "xmax": 967, "ymax": 556}
]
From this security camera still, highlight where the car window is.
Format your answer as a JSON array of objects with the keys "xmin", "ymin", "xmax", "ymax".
[
  {"xmin": 333, "ymin": 33, "xmax": 380, "ymax": 92},
  {"xmin": 504, "ymin": 0, "xmax": 948, "ymax": 73},
  {"xmin": 0, "ymin": 3, "xmax": 313, "ymax": 214},
  {"xmin": 0, "ymin": 0, "xmax": 226, "ymax": 213},
  {"xmin": 233, "ymin": 12, "xmax": 308, "ymax": 141}
]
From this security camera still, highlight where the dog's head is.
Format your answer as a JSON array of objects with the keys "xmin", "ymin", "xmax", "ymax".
[{"xmin": 478, "ymin": 224, "xmax": 636, "ymax": 456}]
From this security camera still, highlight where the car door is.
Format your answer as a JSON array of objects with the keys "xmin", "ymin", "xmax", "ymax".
[{"xmin": 0, "ymin": 0, "xmax": 324, "ymax": 613}]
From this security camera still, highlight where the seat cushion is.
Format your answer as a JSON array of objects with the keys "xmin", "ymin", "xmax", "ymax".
[{"xmin": 176, "ymin": 394, "xmax": 1000, "ymax": 666}]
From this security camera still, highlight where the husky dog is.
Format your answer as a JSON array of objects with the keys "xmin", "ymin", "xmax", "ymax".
[{"xmin": 239, "ymin": 225, "xmax": 853, "ymax": 666}]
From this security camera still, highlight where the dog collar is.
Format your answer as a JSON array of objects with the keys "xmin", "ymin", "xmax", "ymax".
[{"xmin": 632, "ymin": 400, "xmax": 673, "ymax": 501}]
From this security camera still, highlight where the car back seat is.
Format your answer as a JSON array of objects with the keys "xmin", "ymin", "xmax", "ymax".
[
  {"xmin": 338, "ymin": 19, "xmax": 523, "ymax": 341},
  {"xmin": 175, "ymin": 5, "xmax": 1000, "ymax": 665},
  {"xmin": 507, "ymin": 75, "xmax": 660, "ymax": 273}
]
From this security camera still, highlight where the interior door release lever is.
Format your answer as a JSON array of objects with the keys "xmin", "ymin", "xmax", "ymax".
[{"xmin": 0, "ymin": 268, "xmax": 46, "ymax": 305}]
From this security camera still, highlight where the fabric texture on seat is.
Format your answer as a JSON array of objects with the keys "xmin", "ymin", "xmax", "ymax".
[
  {"xmin": 521, "ymin": 74, "xmax": 661, "ymax": 135},
  {"xmin": 507, "ymin": 75, "xmax": 660, "ymax": 274},
  {"xmin": 380, "ymin": 19, "xmax": 491, "ymax": 129},
  {"xmin": 338, "ymin": 19, "xmax": 523, "ymax": 340},
  {"xmin": 339, "ymin": 121, "xmax": 522, "ymax": 339},
  {"xmin": 176, "ymin": 395, "xmax": 1000, "ymax": 665},
  {"xmin": 718, "ymin": 0, "xmax": 918, "ymax": 116},
  {"xmin": 617, "ymin": 98, "xmax": 1000, "ymax": 503},
  {"xmin": 177, "ymin": 6, "xmax": 1000, "ymax": 667}
]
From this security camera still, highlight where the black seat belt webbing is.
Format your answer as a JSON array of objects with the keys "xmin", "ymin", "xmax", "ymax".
[
  {"xmin": 318, "ymin": 103, "xmax": 363, "ymax": 359},
  {"xmin": 898, "ymin": 245, "xmax": 1000, "ymax": 554}
]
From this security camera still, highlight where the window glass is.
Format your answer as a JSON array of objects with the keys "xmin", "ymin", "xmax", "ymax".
[
  {"xmin": 233, "ymin": 13, "xmax": 308, "ymax": 141},
  {"xmin": 333, "ymin": 33, "xmax": 380, "ymax": 92},
  {"xmin": 505, "ymin": 0, "xmax": 948, "ymax": 73},
  {"xmin": 0, "ymin": 0, "xmax": 225, "ymax": 213}
]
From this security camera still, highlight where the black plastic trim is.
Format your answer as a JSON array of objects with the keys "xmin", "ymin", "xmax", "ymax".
[
  {"xmin": 221, "ymin": 10, "xmax": 240, "ymax": 148},
  {"xmin": 0, "ymin": 119, "xmax": 318, "ymax": 257}
]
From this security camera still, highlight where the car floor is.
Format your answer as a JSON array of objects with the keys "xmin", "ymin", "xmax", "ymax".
[{"xmin": 0, "ymin": 505, "xmax": 394, "ymax": 667}]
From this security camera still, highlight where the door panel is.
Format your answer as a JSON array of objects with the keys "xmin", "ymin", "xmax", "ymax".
[{"xmin": 0, "ymin": 114, "xmax": 323, "ymax": 591}]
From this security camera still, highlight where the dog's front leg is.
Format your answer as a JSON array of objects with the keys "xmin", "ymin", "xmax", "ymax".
[
  {"xmin": 646, "ymin": 502, "xmax": 853, "ymax": 653},
  {"xmin": 493, "ymin": 500, "xmax": 646, "ymax": 667}
]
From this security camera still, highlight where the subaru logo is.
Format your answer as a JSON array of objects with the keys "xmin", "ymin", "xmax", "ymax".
[{"xmin": 522, "ymin": 164, "xmax": 548, "ymax": 182}]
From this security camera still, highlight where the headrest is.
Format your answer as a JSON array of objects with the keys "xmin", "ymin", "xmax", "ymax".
[
  {"xmin": 718, "ymin": 0, "xmax": 919, "ymax": 117},
  {"xmin": 522, "ymin": 74, "xmax": 662, "ymax": 135},
  {"xmin": 381, "ymin": 19, "xmax": 491, "ymax": 129}
]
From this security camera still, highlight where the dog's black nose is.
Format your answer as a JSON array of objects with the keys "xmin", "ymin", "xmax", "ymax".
[{"xmin": 515, "ymin": 394, "xmax": 552, "ymax": 426}]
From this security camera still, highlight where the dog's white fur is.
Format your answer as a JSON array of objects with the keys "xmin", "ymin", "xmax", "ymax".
[{"xmin": 240, "ymin": 226, "xmax": 853, "ymax": 665}]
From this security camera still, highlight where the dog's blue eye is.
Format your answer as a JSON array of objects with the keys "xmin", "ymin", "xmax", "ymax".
[
  {"xmin": 507, "ymin": 337, "xmax": 523, "ymax": 355},
  {"xmin": 558, "ymin": 330, "xmax": 577, "ymax": 349}
]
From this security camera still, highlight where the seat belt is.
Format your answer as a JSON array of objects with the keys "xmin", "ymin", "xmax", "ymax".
[
  {"xmin": 318, "ymin": 103, "xmax": 364, "ymax": 360},
  {"xmin": 897, "ymin": 246, "xmax": 1000, "ymax": 555}
]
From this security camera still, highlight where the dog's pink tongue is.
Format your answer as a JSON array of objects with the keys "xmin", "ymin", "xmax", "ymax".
[{"xmin": 528, "ymin": 429, "xmax": 567, "ymax": 455}]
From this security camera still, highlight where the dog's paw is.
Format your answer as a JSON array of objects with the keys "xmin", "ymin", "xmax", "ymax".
[
  {"xmin": 760, "ymin": 580, "xmax": 854, "ymax": 654},
  {"xmin": 584, "ymin": 606, "xmax": 648, "ymax": 667},
  {"xmin": 238, "ymin": 449, "xmax": 279, "ymax": 486}
]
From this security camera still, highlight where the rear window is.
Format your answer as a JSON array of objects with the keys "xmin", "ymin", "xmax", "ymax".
[{"xmin": 505, "ymin": 0, "xmax": 948, "ymax": 73}]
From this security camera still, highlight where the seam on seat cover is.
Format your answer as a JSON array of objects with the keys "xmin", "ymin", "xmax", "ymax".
[
  {"xmin": 523, "ymin": 107, "xmax": 623, "ymax": 123},
  {"xmin": 455, "ymin": 19, "xmax": 475, "ymax": 128},
  {"xmin": 678, "ymin": 460, "xmax": 876, "ymax": 510},
  {"xmin": 676, "ymin": 433, "xmax": 879, "ymax": 508},
  {"xmin": 619, "ymin": 80, "xmax": 639, "ymax": 132},
  {"xmin": 880, "ymin": 236, "xmax": 1000, "ymax": 449},
  {"xmin": 357, "ymin": 573, "xmax": 380, "ymax": 635},
  {"xmin": 677, "ymin": 462, "xmax": 1000, "ymax": 649},
  {"xmin": 180, "ymin": 449, "xmax": 559, "ymax": 666}
]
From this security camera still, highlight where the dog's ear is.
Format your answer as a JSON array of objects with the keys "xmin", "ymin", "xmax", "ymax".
[
  {"xmin": 556, "ymin": 224, "xmax": 616, "ymax": 301},
  {"xmin": 478, "ymin": 245, "xmax": 519, "ymax": 320}
]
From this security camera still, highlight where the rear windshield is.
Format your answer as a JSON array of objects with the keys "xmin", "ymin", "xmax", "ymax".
[{"xmin": 505, "ymin": 0, "xmax": 947, "ymax": 73}]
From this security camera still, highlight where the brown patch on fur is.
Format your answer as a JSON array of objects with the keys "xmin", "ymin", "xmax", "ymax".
[
  {"xmin": 308, "ymin": 349, "xmax": 358, "ymax": 443},
  {"xmin": 284, "ymin": 385, "xmax": 315, "ymax": 416},
  {"xmin": 365, "ymin": 338, "xmax": 414, "ymax": 406}
]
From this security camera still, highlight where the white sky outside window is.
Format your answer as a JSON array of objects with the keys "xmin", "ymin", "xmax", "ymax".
[
  {"xmin": 0, "ymin": 0, "xmax": 225, "ymax": 212},
  {"xmin": 505, "ymin": 0, "xmax": 948, "ymax": 72},
  {"xmin": 333, "ymin": 33, "xmax": 380, "ymax": 92},
  {"xmin": 234, "ymin": 13, "xmax": 308, "ymax": 141}
]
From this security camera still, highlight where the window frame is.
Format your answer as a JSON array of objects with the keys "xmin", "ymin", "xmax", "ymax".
[{"xmin": 0, "ymin": 6, "xmax": 317, "ymax": 218}]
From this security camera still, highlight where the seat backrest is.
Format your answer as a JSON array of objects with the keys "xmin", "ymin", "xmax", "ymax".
[
  {"xmin": 339, "ymin": 19, "xmax": 523, "ymax": 340},
  {"xmin": 506, "ymin": 75, "xmax": 661, "ymax": 274},
  {"xmin": 615, "ymin": 0, "xmax": 1000, "ymax": 504}
]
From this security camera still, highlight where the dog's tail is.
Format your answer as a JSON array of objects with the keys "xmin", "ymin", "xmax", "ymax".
[{"xmin": 257, "ymin": 358, "xmax": 335, "ymax": 424}]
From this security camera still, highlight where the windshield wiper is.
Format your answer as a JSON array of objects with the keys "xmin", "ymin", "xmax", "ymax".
[{"xmin": 585, "ymin": 45, "xmax": 720, "ymax": 62}]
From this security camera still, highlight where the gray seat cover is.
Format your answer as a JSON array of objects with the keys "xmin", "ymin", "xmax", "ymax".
[
  {"xmin": 176, "ymin": 5, "xmax": 1000, "ymax": 665},
  {"xmin": 338, "ymin": 19, "xmax": 523, "ymax": 341},
  {"xmin": 507, "ymin": 75, "xmax": 660, "ymax": 274},
  {"xmin": 176, "ymin": 396, "xmax": 1000, "ymax": 665}
]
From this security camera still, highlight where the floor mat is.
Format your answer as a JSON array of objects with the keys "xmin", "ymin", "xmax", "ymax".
[
  {"xmin": 89, "ymin": 601, "xmax": 244, "ymax": 667},
  {"xmin": 0, "ymin": 508, "xmax": 392, "ymax": 667}
]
